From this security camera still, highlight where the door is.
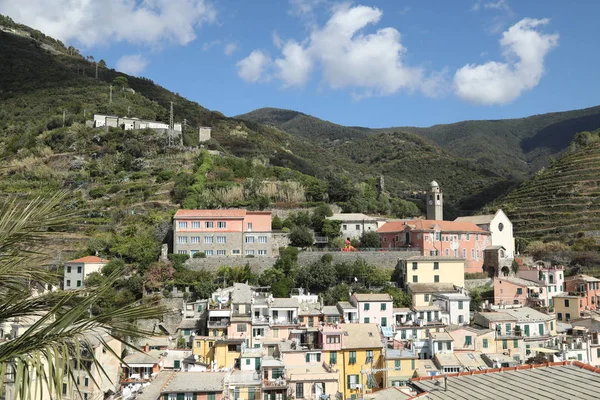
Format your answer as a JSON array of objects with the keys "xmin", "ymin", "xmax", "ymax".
[
  {"xmin": 524, "ymin": 325, "xmax": 530, "ymax": 337},
  {"xmin": 381, "ymin": 317, "xmax": 387, "ymax": 327},
  {"xmin": 255, "ymin": 357, "xmax": 261, "ymax": 370},
  {"xmin": 174, "ymin": 360, "xmax": 180, "ymax": 369},
  {"xmin": 314, "ymin": 382, "xmax": 323, "ymax": 398}
]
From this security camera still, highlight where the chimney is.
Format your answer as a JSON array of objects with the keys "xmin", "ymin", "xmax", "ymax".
[
  {"xmin": 143, "ymin": 343, "xmax": 150, "ymax": 352},
  {"xmin": 444, "ymin": 375, "xmax": 448, "ymax": 391}
]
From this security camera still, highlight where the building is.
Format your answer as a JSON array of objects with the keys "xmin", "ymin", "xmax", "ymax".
[
  {"xmin": 410, "ymin": 361, "xmax": 600, "ymax": 399},
  {"xmin": 159, "ymin": 371, "xmax": 225, "ymax": 400},
  {"xmin": 173, "ymin": 209, "xmax": 272, "ymax": 257},
  {"xmin": 492, "ymin": 276, "xmax": 545, "ymax": 307},
  {"xmin": 199, "ymin": 126, "xmax": 212, "ymax": 142},
  {"xmin": 426, "ymin": 181, "xmax": 444, "ymax": 221},
  {"xmin": 92, "ymin": 114, "xmax": 182, "ymax": 132},
  {"xmin": 379, "ymin": 220, "xmax": 489, "ymax": 273},
  {"xmin": 407, "ymin": 283, "xmax": 470, "ymax": 325},
  {"xmin": 326, "ymin": 213, "xmax": 386, "ymax": 241},
  {"xmin": 472, "ymin": 312, "xmax": 524, "ymax": 360},
  {"xmin": 571, "ymin": 317, "xmax": 600, "ymax": 367},
  {"xmin": 382, "ymin": 348, "xmax": 417, "ymax": 387},
  {"xmin": 454, "ymin": 209, "xmax": 515, "ymax": 258},
  {"xmin": 63, "ymin": 255, "xmax": 109, "ymax": 290},
  {"xmin": 397, "ymin": 257, "xmax": 465, "ymax": 289},
  {"xmin": 518, "ymin": 262, "xmax": 566, "ymax": 307},
  {"xmin": 448, "ymin": 326, "xmax": 496, "ymax": 354},
  {"xmin": 554, "ymin": 295, "xmax": 585, "ymax": 322},
  {"xmin": 565, "ymin": 275, "xmax": 600, "ymax": 311},
  {"xmin": 349, "ymin": 293, "xmax": 393, "ymax": 326}
]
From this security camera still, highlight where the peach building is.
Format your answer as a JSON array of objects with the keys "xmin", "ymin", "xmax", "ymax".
[
  {"xmin": 350, "ymin": 293, "xmax": 393, "ymax": 327},
  {"xmin": 493, "ymin": 276, "xmax": 545, "ymax": 307},
  {"xmin": 565, "ymin": 275, "xmax": 600, "ymax": 311},
  {"xmin": 377, "ymin": 219, "xmax": 490, "ymax": 273}
]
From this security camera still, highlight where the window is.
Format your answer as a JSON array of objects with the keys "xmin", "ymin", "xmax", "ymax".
[
  {"xmin": 412, "ymin": 275, "xmax": 418, "ymax": 283},
  {"xmin": 207, "ymin": 393, "xmax": 216, "ymax": 400},
  {"xmin": 502, "ymin": 340, "xmax": 508, "ymax": 350},
  {"xmin": 462, "ymin": 249, "xmax": 466, "ymax": 258},
  {"xmin": 564, "ymin": 299, "xmax": 570, "ymax": 307},
  {"xmin": 177, "ymin": 236, "xmax": 188, "ymax": 244},
  {"xmin": 465, "ymin": 336, "xmax": 472, "ymax": 346},
  {"xmin": 516, "ymin": 288, "xmax": 522, "ymax": 295},
  {"xmin": 458, "ymin": 300, "xmax": 464, "ymax": 310},
  {"xmin": 237, "ymin": 324, "xmax": 247, "ymax": 332},
  {"xmin": 258, "ymin": 250, "xmax": 267, "ymax": 255},
  {"xmin": 217, "ymin": 221, "xmax": 227, "ymax": 228},
  {"xmin": 246, "ymin": 250, "xmax": 255, "ymax": 256},
  {"xmin": 191, "ymin": 221, "xmax": 201, "ymax": 228},
  {"xmin": 513, "ymin": 339, "xmax": 518, "ymax": 348},
  {"xmin": 395, "ymin": 360, "xmax": 401, "ymax": 370},
  {"xmin": 191, "ymin": 236, "xmax": 201, "ymax": 244},
  {"xmin": 77, "ymin": 266, "xmax": 82, "ymax": 274},
  {"xmin": 76, "ymin": 280, "xmax": 81, "ymax": 287},
  {"xmin": 84, "ymin": 376, "xmax": 89, "ymax": 386},
  {"xmin": 349, "ymin": 351, "xmax": 357, "ymax": 364},
  {"xmin": 178, "ymin": 221, "xmax": 188, "ymax": 229},
  {"xmin": 327, "ymin": 335, "xmax": 341, "ymax": 344},
  {"xmin": 245, "ymin": 236, "xmax": 255, "ymax": 243},
  {"xmin": 184, "ymin": 394, "xmax": 193, "ymax": 400},
  {"xmin": 538, "ymin": 323, "xmax": 544, "ymax": 336},
  {"xmin": 424, "ymin": 294, "xmax": 430, "ymax": 302},
  {"xmin": 412, "ymin": 262, "xmax": 418, "ymax": 270},
  {"xmin": 381, "ymin": 317, "xmax": 387, "ymax": 327},
  {"xmin": 550, "ymin": 321, "xmax": 554, "ymax": 331},
  {"xmin": 204, "ymin": 236, "xmax": 213, "ymax": 244},
  {"xmin": 168, "ymin": 394, "xmax": 176, "ymax": 400},
  {"xmin": 216, "ymin": 236, "xmax": 226, "ymax": 244},
  {"xmin": 305, "ymin": 352, "xmax": 321, "ymax": 363},
  {"xmin": 248, "ymin": 222, "xmax": 253, "ymax": 231},
  {"xmin": 458, "ymin": 315, "xmax": 464, "ymax": 324},
  {"xmin": 177, "ymin": 250, "xmax": 188, "ymax": 255},
  {"xmin": 66, "ymin": 280, "xmax": 71, "ymax": 287},
  {"xmin": 476, "ymin": 234, "xmax": 480, "ymax": 240},
  {"xmin": 232, "ymin": 249, "xmax": 241, "ymax": 255},
  {"xmin": 445, "ymin": 249, "xmax": 449, "ymax": 256},
  {"xmin": 364, "ymin": 303, "xmax": 370, "ymax": 311},
  {"xmin": 433, "ymin": 262, "xmax": 439, "ymax": 270},
  {"xmin": 364, "ymin": 317, "xmax": 370, "ymax": 323},
  {"xmin": 597, "ymin": 348, "xmax": 600, "ymax": 358},
  {"xmin": 437, "ymin": 342, "xmax": 442, "ymax": 351},
  {"xmin": 347, "ymin": 374, "xmax": 359, "ymax": 389},
  {"xmin": 343, "ymin": 224, "xmax": 348, "ymax": 230},
  {"xmin": 557, "ymin": 312, "xmax": 563, "ymax": 321},
  {"xmin": 466, "ymin": 234, "xmax": 471, "ymax": 240},
  {"xmin": 483, "ymin": 338, "xmax": 488, "ymax": 348},
  {"xmin": 216, "ymin": 250, "xmax": 226, "ymax": 256},
  {"xmin": 204, "ymin": 250, "xmax": 213, "ymax": 256},
  {"xmin": 454, "ymin": 249, "xmax": 458, "ymax": 257},
  {"xmin": 205, "ymin": 221, "xmax": 214, "ymax": 228},
  {"xmin": 471, "ymin": 249, "xmax": 475, "ymax": 258},
  {"xmin": 296, "ymin": 383, "xmax": 304, "ymax": 398},
  {"xmin": 66, "ymin": 266, "xmax": 72, "ymax": 273},
  {"xmin": 435, "ymin": 232, "xmax": 441, "ymax": 241},
  {"xmin": 476, "ymin": 249, "xmax": 480, "ymax": 259},
  {"xmin": 434, "ymin": 275, "xmax": 439, "ymax": 283},
  {"xmin": 258, "ymin": 236, "xmax": 268, "ymax": 243}
]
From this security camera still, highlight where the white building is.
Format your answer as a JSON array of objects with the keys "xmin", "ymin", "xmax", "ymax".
[
  {"xmin": 63, "ymin": 256, "xmax": 109, "ymax": 290},
  {"xmin": 518, "ymin": 262, "xmax": 566, "ymax": 307},
  {"xmin": 326, "ymin": 213, "xmax": 386, "ymax": 241},
  {"xmin": 432, "ymin": 291, "xmax": 471, "ymax": 326},
  {"xmin": 455, "ymin": 209, "xmax": 515, "ymax": 258}
]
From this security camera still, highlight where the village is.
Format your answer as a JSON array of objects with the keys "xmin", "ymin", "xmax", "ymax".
[{"xmin": 4, "ymin": 181, "xmax": 600, "ymax": 400}]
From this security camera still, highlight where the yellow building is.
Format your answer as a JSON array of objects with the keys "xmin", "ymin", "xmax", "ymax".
[
  {"xmin": 339, "ymin": 324, "xmax": 384, "ymax": 400},
  {"xmin": 448, "ymin": 326, "xmax": 497, "ymax": 354},
  {"xmin": 399, "ymin": 257, "xmax": 465, "ymax": 289},
  {"xmin": 383, "ymin": 348, "xmax": 417, "ymax": 387},
  {"xmin": 193, "ymin": 336, "xmax": 243, "ymax": 370},
  {"xmin": 554, "ymin": 294, "xmax": 582, "ymax": 322}
]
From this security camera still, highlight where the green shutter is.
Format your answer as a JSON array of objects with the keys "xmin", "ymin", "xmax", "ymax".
[
  {"xmin": 316, "ymin": 353, "xmax": 321, "ymax": 362},
  {"xmin": 483, "ymin": 339, "xmax": 488, "ymax": 348},
  {"xmin": 174, "ymin": 360, "xmax": 180, "ymax": 369},
  {"xmin": 347, "ymin": 375, "xmax": 351, "ymax": 389},
  {"xmin": 411, "ymin": 359, "xmax": 415, "ymax": 370},
  {"xmin": 395, "ymin": 360, "xmax": 400, "ymax": 370},
  {"xmin": 306, "ymin": 353, "xmax": 310, "ymax": 363}
]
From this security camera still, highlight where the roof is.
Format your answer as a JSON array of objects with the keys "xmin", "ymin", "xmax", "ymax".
[
  {"xmin": 454, "ymin": 214, "xmax": 495, "ymax": 225},
  {"xmin": 341, "ymin": 323, "xmax": 383, "ymax": 349},
  {"xmin": 502, "ymin": 307, "xmax": 554, "ymax": 322},
  {"xmin": 454, "ymin": 352, "xmax": 488, "ymax": 369},
  {"xmin": 336, "ymin": 301, "xmax": 356, "ymax": 310},
  {"xmin": 494, "ymin": 276, "xmax": 544, "ymax": 287},
  {"xmin": 140, "ymin": 336, "xmax": 170, "ymax": 347},
  {"xmin": 475, "ymin": 312, "xmax": 516, "ymax": 322},
  {"xmin": 177, "ymin": 319, "xmax": 200, "ymax": 330},
  {"xmin": 299, "ymin": 302, "xmax": 322, "ymax": 316},
  {"xmin": 353, "ymin": 293, "xmax": 393, "ymax": 302},
  {"xmin": 162, "ymin": 372, "xmax": 225, "ymax": 393},
  {"xmin": 405, "ymin": 256, "xmax": 466, "ymax": 262},
  {"xmin": 231, "ymin": 283, "xmax": 253, "ymax": 303},
  {"xmin": 261, "ymin": 356, "xmax": 284, "ymax": 367},
  {"xmin": 430, "ymin": 332, "xmax": 453, "ymax": 341},
  {"xmin": 394, "ymin": 307, "xmax": 412, "ymax": 314},
  {"xmin": 271, "ymin": 298, "xmax": 299, "ymax": 308},
  {"xmin": 322, "ymin": 306, "xmax": 340, "ymax": 315},
  {"xmin": 434, "ymin": 353, "xmax": 461, "ymax": 367},
  {"xmin": 386, "ymin": 349, "xmax": 418, "ymax": 359},
  {"xmin": 413, "ymin": 305, "xmax": 441, "ymax": 312},
  {"xmin": 364, "ymin": 387, "xmax": 412, "ymax": 400},
  {"xmin": 123, "ymin": 350, "xmax": 161, "ymax": 366},
  {"xmin": 567, "ymin": 274, "xmax": 600, "ymax": 283},
  {"xmin": 408, "ymin": 282, "xmax": 457, "ymax": 294},
  {"xmin": 410, "ymin": 361, "xmax": 600, "ymax": 399},
  {"xmin": 327, "ymin": 213, "xmax": 379, "ymax": 222},
  {"xmin": 66, "ymin": 255, "xmax": 109, "ymax": 264},
  {"xmin": 450, "ymin": 326, "xmax": 493, "ymax": 336},
  {"xmin": 174, "ymin": 209, "xmax": 247, "ymax": 218},
  {"xmin": 378, "ymin": 219, "xmax": 486, "ymax": 234}
]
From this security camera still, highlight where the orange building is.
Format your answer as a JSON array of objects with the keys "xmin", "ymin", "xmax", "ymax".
[
  {"xmin": 565, "ymin": 275, "xmax": 600, "ymax": 311},
  {"xmin": 378, "ymin": 219, "xmax": 490, "ymax": 273}
]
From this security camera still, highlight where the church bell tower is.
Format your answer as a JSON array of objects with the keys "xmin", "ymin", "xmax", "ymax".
[{"xmin": 426, "ymin": 180, "xmax": 443, "ymax": 220}]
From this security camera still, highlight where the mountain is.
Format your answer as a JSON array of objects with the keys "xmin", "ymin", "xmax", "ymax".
[
  {"xmin": 493, "ymin": 130, "xmax": 600, "ymax": 243},
  {"xmin": 238, "ymin": 106, "xmax": 600, "ymax": 179}
]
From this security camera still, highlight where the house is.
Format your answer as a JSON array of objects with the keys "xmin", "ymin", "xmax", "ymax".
[
  {"xmin": 472, "ymin": 312, "xmax": 524, "ymax": 360},
  {"xmin": 453, "ymin": 351, "xmax": 489, "ymax": 371},
  {"xmin": 173, "ymin": 209, "xmax": 273, "ymax": 257},
  {"xmin": 349, "ymin": 293, "xmax": 393, "ymax": 326},
  {"xmin": 432, "ymin": 353, "xmax": 462, "ymax": 374},
  {"xmin": 378, "ymin": 219, "xmax": 490, "ymax": 273},
  {"xmin": 407, "ymin": 282, "xmax": 469, "ymax": 325},
  {"xmin": 120, "ymin": 348, "xmax": 163, "ymax": 389},
  {"xmin": 554, "ymin": 295, "xmax": 584, "ymax": 322},
  {"xmin": 225, "ymin": 370, "xmax": 261, "ymax": 400},
  {"xmin": 429, "ymin": 332, "xmax": 454, "ymax": 357},
  {"xmin": 396, "ymin": 256, "xmax": 465, "ymax": 289},
  {"xmin": 565, "ymin": 275, "xmax": 600, "ymax": 311},
  {"xmin": 455, "ymin": 209, "xmax": 515, "ymax": 258},
  {"xmin": 383, "ymin": 348, "xmax": 418, "ymax": 387},
  {"xmin": 336, "ymin": 301, "xmax": 359, "ymax": 323},
  {"xmin": 518, "ymin": 262, "xmax": 566, "ymax": 307},
  {"xmin": 227, "ymin": 283, "xmax": 253, "ymax": 347},
  {"xmin": 63, "ymin": 255, "xmax": 109, "ymax": 290},
  {"xmin": 159, "ymin": 372, "xmax": 225, "ymax": 400},
  {"xmin": 448, "ymin": 326, "xmax": 496, "ymax": 354},
  {"xmin": 192, "ymin": 336, "xmax": 244, "ymax": 370},
  {"xmin": 492, "ymin": 276, "xmax": 545, "ymax": 307},
  {"xmin": 571, "ymin": 317, "xmax": 600, "ymax": 367},
  {"xmin": 326, "ymin": 213, "xmax": 386, "ymax": 241}
]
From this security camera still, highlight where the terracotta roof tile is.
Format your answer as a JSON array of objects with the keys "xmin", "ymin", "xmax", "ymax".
[
  {"xmin": 377, "ymin": 219, "xmax": 487, "ymax": 234},
  {"xmin": 67, "ymin": 256, "xmax": 109, "ymax": 263},
  {"xmin": 174, "ymin": 209, "xmax": 247, "ymax": 218}
]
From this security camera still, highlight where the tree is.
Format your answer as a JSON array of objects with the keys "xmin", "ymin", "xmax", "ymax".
[
  {"xmin": 98, "ymin": 59, "xmax": 107, "ymax": 68},
  {"xmin": 143, "ymin": 262, "xmax": 175, "ymax": 291},
  {"xmin": 289, "ymin": 226, "xmax": 314, "ymax": 248},
  {"xmin": 382, "ymin": 285, "xmax": 412, "ymax": 307},
  {"xmin": 0, "ymin": 194, "xmax": 162, "ymax": 399},
  {"xmin": 295, "ymin": 261, "xmax": 337, "ymax": 292},
  {"xmin": 310, "ymin": 204, "xmax": 333, "ymax": 233},
  {"xmin": 321, "ymin": 219, "xmax": 341, "ymax": 240},
  {"xmin": 113, "ymin": 76, "xmax": 128, "ymax": 88},
  {"xmin": 271, "ymin": 215, "xmax": 283, "ymax": 230},
  {"xmin": 359, "ymin": 230, "xmax": 381, "ymax": 248}
]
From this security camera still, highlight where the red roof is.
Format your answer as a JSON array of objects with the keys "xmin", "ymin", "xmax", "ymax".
[
  {"xmin": 67, "ymin": 256, "xmax": 109, "ymax": 264},
  {"xmin": 378, "ymin": 219, "xmax": 487, "ymax": 234},
  {"xmin": 174, "ymin": 209, "xmax": 247, "ymax": 218}
]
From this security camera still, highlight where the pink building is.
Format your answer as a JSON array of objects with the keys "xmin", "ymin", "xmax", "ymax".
[
  {"xmin": 493, "ymin": 276, "xmax": 544, "ymax": 307},
  {"xmin": 349, "ymin": 293, "xmax": 393, "ymax": 327},
  {"xmin": 565, "ymin": 275, "xmax": 600, "ymax": 311},
  {"xmin": 377, "ymin": 220, "xmax": 490, "ymax": 273}
]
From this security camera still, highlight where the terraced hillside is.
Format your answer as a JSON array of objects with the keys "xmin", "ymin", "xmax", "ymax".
[{"xmin": 499, "ymin": 132, "xmax": 600, "ymax": 242}]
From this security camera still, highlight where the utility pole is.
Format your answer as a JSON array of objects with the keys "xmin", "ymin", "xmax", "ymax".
[
  {"xmin": 62, "ymin": 110, "xmax": 66, "ymax": 127},
  {"xmin": 95, "ymin": 62, "xmax": 98, "ymax": 79},
  {"xmin": 109, "ymin": 85, "xmax": 113, "ymax": 104}
]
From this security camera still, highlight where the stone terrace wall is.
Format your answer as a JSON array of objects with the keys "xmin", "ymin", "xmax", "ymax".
[{"xmin": 464, "ymin": 278, "xmax": 493, "ymax": 290}]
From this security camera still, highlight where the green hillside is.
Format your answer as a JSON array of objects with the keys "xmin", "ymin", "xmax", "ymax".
[
  {"xmin": 496, "ymin": 130, "xmax": 600, "ymax": 242},
  {"xmin": 239, "ymin": 106, "xmax": 600, "ymax": 180}
]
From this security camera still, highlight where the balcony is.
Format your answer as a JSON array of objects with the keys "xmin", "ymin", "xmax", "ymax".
[
  {"xmin": 496, "ymin": 329, "xmax": 523, "ymax": 339},
  {"xmin": 252, "ymin": 316, "xmax": 270, "ymax": 325},
  {"xmin": 270, "ymin": 318, "xmax": 299, "ymax": 326},
  {"xmin": 263, "ymin": 378, "xmax": 288, "ymax": 389},
  {"xmin": 207, "ymin": 320, "xmax": 230, "ymax": 328},
  {"xmin": 423, "ymin": 319, "xmax": 446, "ymax": 327}
]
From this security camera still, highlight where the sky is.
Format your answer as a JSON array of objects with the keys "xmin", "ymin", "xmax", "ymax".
[{"xmin": 0, "ymin": 0, "xmax": 599, "ymax": 128}]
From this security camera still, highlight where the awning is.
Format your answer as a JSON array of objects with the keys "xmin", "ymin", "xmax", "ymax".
[
  {"xmin": 209, "ymin": 310, "xmax": 231, "ymax": 317},
  {"xmin": 530, "ymin": 348, "xmax": 558, "ymax": 354}
]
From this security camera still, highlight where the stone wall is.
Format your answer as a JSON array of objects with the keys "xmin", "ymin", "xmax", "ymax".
[
  {"xmin": 464, "ymin": 278, "xmax": 493, "ymax": 290},
  {"xmin": 185, "ymin": 250, "xmax": 419, "ymax": 273}
]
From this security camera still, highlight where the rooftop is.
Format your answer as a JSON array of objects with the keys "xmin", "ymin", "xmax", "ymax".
[
  {"xmin": 434, "ymin": 353, "xmax": 461, "ymax": 367},
  {"xmin": 364, "ymin": 387, "xmax": 412, "ymax": 400},
  {"xmin": 475, "ymin": 312, "xmax": 517, "ymax": 322},
  {"xmin": 450, "ymin": 326, "xmax": 493, "ymax": 336},
  {"xmin": 378, "ymin": 219, "xmax": 486, "ymax": 234},
  {"xmin": 502, "ymin": 307, "xmax": 554, "ymax": 322},
  {"xmin": 322, "ymin": 305, "xmax": 340, "ymax": 315},
  {"xmin": 341, "ymin": 323, "xmax": 383, "ymax": 349},
  {"xmin": 405, "ymin": 256, "xmax": 466, "ymax": 262},
  {"xmin": 408, "ymin": 282, "xmax": 457, "ymax": 294},
  {"xmin": 123, "ymin": 350, "xmax": 161, "ymax": 366},
  {"xmin": 567, "ymin": 274, "xmax": 600, "ymax": 283},
  {"xmin": 174, "ymin": 209, "xmax": 248, "ymax": 218},
  {"xmin": 336, "ymin": 301, "xmax": 356, "ymax": 310},
  {"xmin": 271, "ymin": 298, "xmax": 300, "ymax": 308},
  {"xmin": 430, "ymin": 332, "xmax": 453, "ymax": 341},
  {"xmin": 494, "ymin": 276, "xmax": 544, "ymax": 287},
  {"xmin": 177, "ymin": 319, "xmax": 200, "ymax": 330},
  {"xmin": 453, "ymin": 352, "xmax": 488, "ymax": 369},
  {"xmin": 353, "ymin": 293, "xmax": 393, "ymax": 302},
  {"xmin": 386, "ymin": 348, "xmax": 418, "ymax": 359},
  {"xmin": 410, "ymin": 361, "xmax": 600, "ymax": 399},
  {"xmin": 327, "ymin": 213, "xmax": 379, "ymax": 222},
  {"xmin": 454, "ymin": 214, "xmax": 495, "ymax": 225},
  {"xmin": 231, "ymin": 283, "xmax": 253, "ymax": 304},
  {"xmin": 67, "ymin": 255, "xmax": 109, "ymax": 264}
]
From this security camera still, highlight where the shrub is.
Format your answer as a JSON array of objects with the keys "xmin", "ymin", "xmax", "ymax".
[
  {"xmin": 272, "ymin": 215, "xmax": 283, "ymax": 230},
  {"xmin": 289, "ymin": 226, "xmax": 314, "ymax": 248},
  {"xmin": 193, "ymin": 252, "xmax": 206, "ymax": 258}
]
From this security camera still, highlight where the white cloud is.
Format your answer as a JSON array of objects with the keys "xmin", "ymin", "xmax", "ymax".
[
  {"xmin": 237, "ymin": 5, "xmax": 442, "ymax": 98},
  {"xmin": 236, "ymin": 50, "xmax": 272, "ymax": 83},
  {"xmin": 0, "ymin": 0, "xmax": 216, "ymax": 48},
  {"xmin": 288, "ymin": 0, "xmax": 324, "ymax": 17},
  {"xmin": 116, "ymin": 54, "xmax": 148, "ymax": 76},
  {"xmin": 202, "ymin": 40, "xmax": 221, "ymax": 51},
  {"xmin": 224, "ymin": 42, "xmax": 238, "ymax": 56},
  {"xmin": 453, "ymin": 18, "xmax": 559, "ymax": 105}
]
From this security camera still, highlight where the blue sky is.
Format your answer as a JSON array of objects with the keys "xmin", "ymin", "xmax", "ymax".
[{"xmin": 1, "ymin": 0, "xmax": 599, "ymax": 128}]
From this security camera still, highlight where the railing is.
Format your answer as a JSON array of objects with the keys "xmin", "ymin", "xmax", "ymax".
[
  {"xmin": 252, "ymin": 317, "xmax": 270, "ymax": 325},
  {"xmin": 263, "ymin": 378, "xmax": 288, "ymax": 389},
  {"xmin": 207, "ymin": 320, "xmax": 230, "ymax": 328},
  {"xmin": 270, "ymin": 318, "xmax": 299, "ymax": 326},
  {"xmin": 309, "ymin": 247, "xmax": 417, "ymax": 252}
]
